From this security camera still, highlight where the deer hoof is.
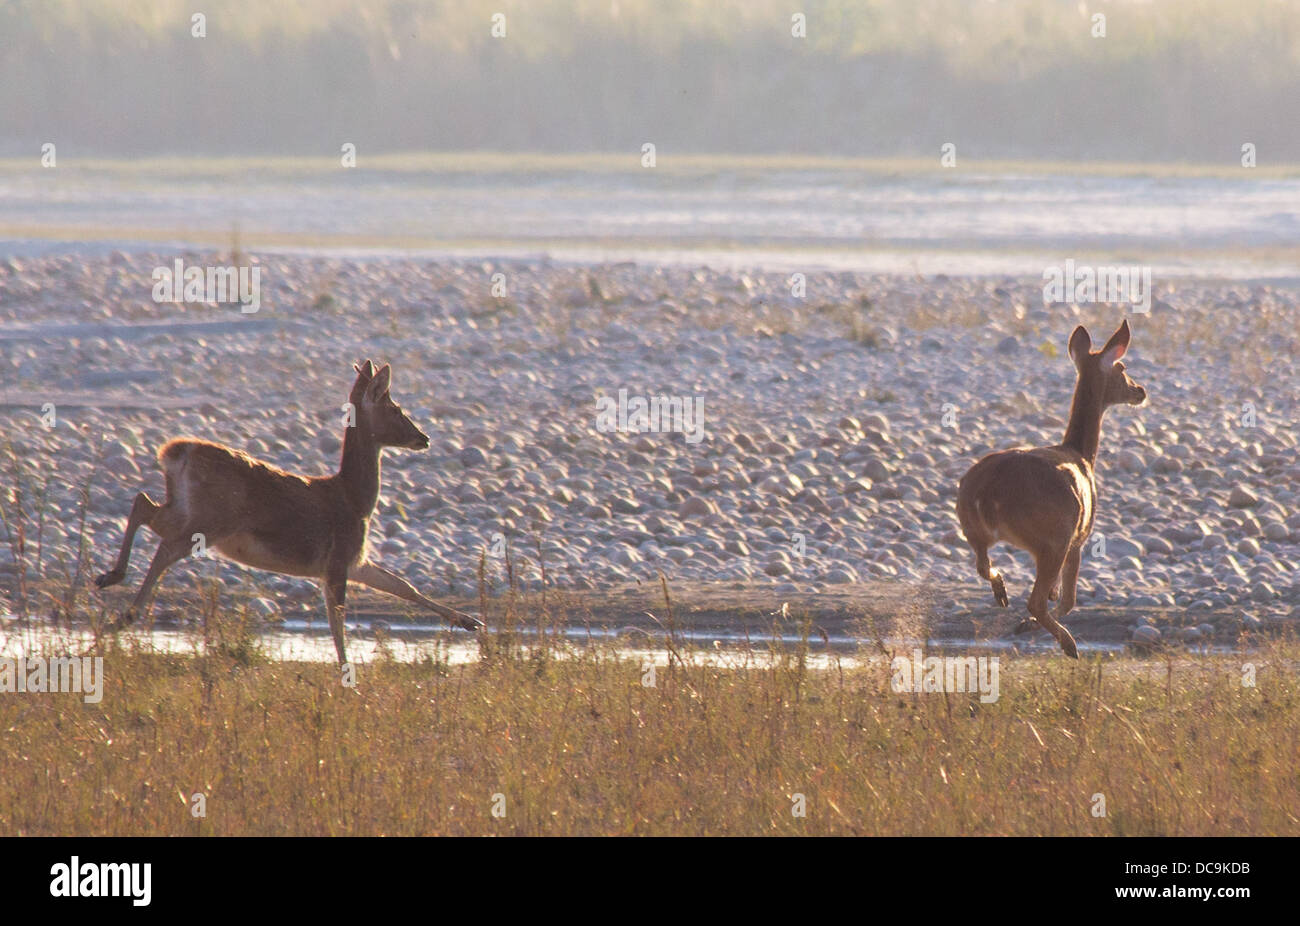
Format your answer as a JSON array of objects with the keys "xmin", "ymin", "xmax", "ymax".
[
  {"xmin": 1012, "ymin": 618, "xmax": 1038, "ymax": 635},
  {"xmin": 457, "ymin": 613, "xmax": 484, "ymax": 632},
  {"xmin": 991, "ymin": 576, "xmax": 1009, "ymax": 608},
  {"xmin": 94, "ymin": 569, "xmax": 125, "ymax": 589},
  {"xmin": 1059, "ymin": 634, "xmax": 1079, "ymax": 659}
]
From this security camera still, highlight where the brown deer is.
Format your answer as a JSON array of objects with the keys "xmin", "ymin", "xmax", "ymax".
[
  {"xmin": 956, "ymin": 319, "xmax": 1147, "ymax": 658},
  {"xmin": 94, "ymin": 359, "xmax": 482, "ymax": 664}
]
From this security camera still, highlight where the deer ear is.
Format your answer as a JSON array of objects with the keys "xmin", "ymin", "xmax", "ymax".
[
  {"xmin": 1098, "ymin": 319, "xmax": 1130, "ymax": 366},
  {"xmin": 354, "ymin": 359, "xmax": 376, "ymax": 380},
  {"xmin": 1068, "ymin": 326, "xmax": 1092, "ymax": 368},
  {"xmin": 365, "ymin": 364, "xmax": 392, "ymax": 401}
]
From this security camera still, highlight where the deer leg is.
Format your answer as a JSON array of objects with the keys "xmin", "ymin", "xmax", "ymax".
[
  {"xmin": 116, "ymin": 534, "xmax": 191, "ymax": 625},
  {"xmin": 1054, "ymin": 546, "xmax": 1083, "ymax": 619},
  {"xmin": 323, "ymin": 566, "xmax": 349, "ymax": 666},
  {"xmin": 349, "ymin": 561, "xmax": 483, "ymax": 631},
  {"xmin": 1017, "ymin": 573, "xmax": 1065, "ymax": 635},
  {"xmin": 972, "ymin": 542, "xmax": 1009, "ymax": 608},
  {"xmin": 1029, "ymin": 548, "xmax": 1078, "ymax": 659},
  {"xmin": 95, "ymin": 493, "xmax": 160, "ymax": 589},
  {"xmin": 1021, "ymin": 575, "xmax": 1064, "ymax": 634}
]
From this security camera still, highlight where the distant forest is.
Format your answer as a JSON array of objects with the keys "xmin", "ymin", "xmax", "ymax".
[{"xmin": 2, "ymin": 0, "xmax": 1297, "ymax": 162}]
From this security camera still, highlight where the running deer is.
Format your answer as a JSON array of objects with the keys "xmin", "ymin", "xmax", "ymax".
[
  {"xmin": 956, "ymin": 319, "xmax": 1147, "ymax": 658},
  {"xmin": 95, "ymin": 360, "xmax": 482, "ymax": 664}
]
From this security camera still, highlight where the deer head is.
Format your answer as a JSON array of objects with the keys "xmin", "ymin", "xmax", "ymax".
[
  {"xmin": 351, "ymin": 359, "xmax": 430, "ymax": 450},
  {"xmin": 1068, "ymin": 319, "xmax": 1147, "ymax": 410}
]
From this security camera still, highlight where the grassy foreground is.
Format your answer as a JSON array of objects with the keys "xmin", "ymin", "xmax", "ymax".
[{"xmin": 1, "ymin": 629, "xmax": 1296, "ymax": 836}]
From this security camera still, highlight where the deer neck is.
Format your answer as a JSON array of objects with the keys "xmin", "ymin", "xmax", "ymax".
[
  {"xmin": 338, "ymin": 420, "xmax": 382, "ymax": 516},
  {"xmin": 1061, "ymin": 375, "xmax": 1106, "ymax": 465}
]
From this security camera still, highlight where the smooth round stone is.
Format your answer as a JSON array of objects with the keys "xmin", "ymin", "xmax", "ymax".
[
  {"xmin": 609, "ymin": 497, "xmax": 643, "ymax": 514},
  {"xmin": 1131, "ymin": 625, "xmax": 1162, "ymax": 645},
  {"xmin": 1251, "ymin": 583, "xmax": 1277, "ymax": 602},
  {"xmin": 823, "ymin": 568, "xmax": 857, "ymax": 584},
  {"xmin": 871, "ymin": 482, "xmax": 908, "ymax": 501},
  {"xmin": 522, "ymin": 503, "xmax": 551, "ymax": 523},
  {"xmin": 1237, "ymin": 537, "xmax": 1261, "ymax": 556},
  {"xmin": 459, "ymin": 446, "xmax": 489, "ymax": 467},
  {"xmin": 678, "ymin": 496, "xmax": 718, "ymax": 518},
  {"xmin": 1117, "ymin": 450, "xmax": 1145, "ymax": 472},
  {"xmin": 610, "ymin": 547, "xmax": 641, "ymax": 567},
  {"xmin": 1263, "ymin": 522, "xmax": 1290, "ymax": 541},
  {"xmin": 1141, "ymin": 535, "xmax": 1174, "ymax": 555},
  {"xmin": 1108, "ymin": 537, "xmax": 1144, "ymax": 558},
  {"xmin": 759, "ymin": 474, "xmax": 802, "ymax": 496},
  {"xmin": 863, "ymin": 458, "xmax": 892, "ymax": 481},
  {"xmin": 551, "ymin": 486, "xmax": 575, "ymax": 504},
  {"xmin": 248, "ymin": 597, "xmax": 279, "ymax": 617},
  {"xmin": 1229, "ymin": 486, "xmax": 1259, "ymax": 508}
]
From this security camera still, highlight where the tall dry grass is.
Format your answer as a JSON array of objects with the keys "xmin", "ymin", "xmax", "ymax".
[{"xmin": 1, "ymin": 618, "xmax": 1295, "ymax": 835}]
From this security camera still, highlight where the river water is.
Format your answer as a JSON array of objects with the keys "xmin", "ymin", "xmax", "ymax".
[{"xmin": 2, "ymin": 158, "xmax": 1298, "ymax": 278}]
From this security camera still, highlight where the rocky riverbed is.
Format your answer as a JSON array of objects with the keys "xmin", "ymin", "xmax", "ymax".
[{"xmin": 1, "ymin": 250, "xmax": 1296, "ymax": 649}]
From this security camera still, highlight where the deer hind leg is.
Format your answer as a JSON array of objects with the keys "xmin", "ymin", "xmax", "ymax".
[
  {"xmin": 116, "ymin": 534, "xmax": 193, "ymax": 626},
  {"xmin": 348, "ymin": 561, "xmax": 483, "ymax": 631},
  {"xmin": 95, "ymin": 493, "xmax": 160, "ymax": 589},
  {"xmin": 1053, "ymin": 546, "xmax": 1083, "ymax": 619},
  {"xmin": 1028, "ymin": 547, "xmax": 1078, "ymax": 659},
  {"xmin": 971, "ymin": 542, "xmax": 1009, "ymax": 608},
  {"xmin": 1019, "ymin": 569, "xmax": 1065, "ymax": 635}
]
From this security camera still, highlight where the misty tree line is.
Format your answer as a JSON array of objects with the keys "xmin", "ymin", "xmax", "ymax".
[{"xmin": 2, "ymin": 1, "xmax": 1297, "ymax": 160}]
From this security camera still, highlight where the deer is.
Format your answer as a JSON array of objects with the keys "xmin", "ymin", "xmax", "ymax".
[
  {"xmin": 94, "ymin": 359, "xmax": 483, "ymax": 665},
  {"xmin": 955, "ymin": 319, "xmax": 1147, "ymax": 658}
]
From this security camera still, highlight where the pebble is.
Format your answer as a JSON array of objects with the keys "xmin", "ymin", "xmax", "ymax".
[
  {"xmin": 1229, "ymin": 486, "xmax": 1259, "ymax": 508},
  {"xmin": 2, "ymin": 254, "xmax": 1294, "ymax": 636}
]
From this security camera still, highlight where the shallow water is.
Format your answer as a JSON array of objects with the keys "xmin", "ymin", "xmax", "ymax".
[
  {"xmin": 3, "ymin": 161, "xmax": 1298, "ymax": 278},
  {"xmin": 1, "ymin": 615, "xmax": 1175, "ymax": 670}
]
